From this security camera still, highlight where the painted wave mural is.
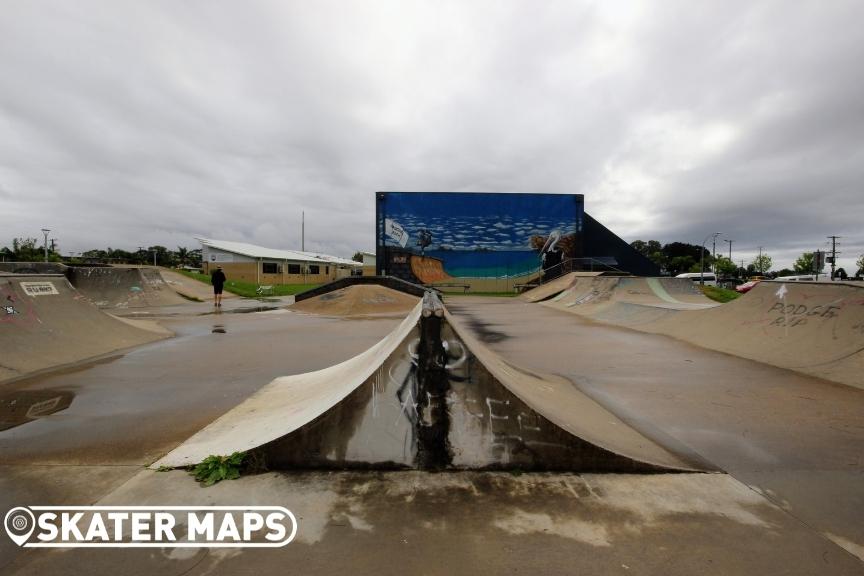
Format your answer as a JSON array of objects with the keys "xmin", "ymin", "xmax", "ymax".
[{"xmin": 377, "ymin": 193, "xmax": 584, "ymax": 280}]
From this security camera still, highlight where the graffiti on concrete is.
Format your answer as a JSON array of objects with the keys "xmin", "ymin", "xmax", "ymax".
[
  {"xmin": 767, "ymin": 301, "xmax": 841, "ymax": 328},
  {"xmin": 1, "ymin": 283, "xmax": 38, "ymax": 326},
  {"xmin": 19, "ymin": 281, "xmax": 59, "ymax": 296}
]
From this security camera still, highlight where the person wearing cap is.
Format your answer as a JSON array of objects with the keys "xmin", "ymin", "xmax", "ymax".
[{"xmin": 211, "ymin": 266, "xmax": 227, "ymax": 307}]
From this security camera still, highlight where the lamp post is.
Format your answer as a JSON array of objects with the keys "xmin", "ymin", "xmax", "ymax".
[
  {"xmin": 41, "ymin": 228, "xmax": 50, "ymax": 262},
  {"xmin": 700, "ymin": 232, "xmax": 720, "ymax": 285}
]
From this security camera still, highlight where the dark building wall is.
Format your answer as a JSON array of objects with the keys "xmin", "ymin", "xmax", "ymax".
[{"xmin": 583, "ymin": 213, "xmax": 660, "ymax": 276}]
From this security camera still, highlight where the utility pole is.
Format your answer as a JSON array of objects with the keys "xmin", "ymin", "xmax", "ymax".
[
  {"xmin": 827, "ymin": 235, "xmax": 840, "ymax": 280},
  {"xmin": 758, "ymin": 246, "xmax": 763, "ymax": 275},
  {"xmin": 712, "ymin": 234, "xmax": 718, "ymax": 274},
  {"xmin": 724, "ymin": 239, "xmax": 733, "ymax": 261},
  {"xmin": 700, "ymin": 232, "xmax": 720, "ymax": 284},
  {"xmin": 41, "ymin": 228, "xmax": 50, "ymax": 262},
  {"xmin": 301, "ymin": 211, "xmax": 305, "ymax": 252}
]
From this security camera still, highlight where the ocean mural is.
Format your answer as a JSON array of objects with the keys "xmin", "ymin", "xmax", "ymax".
[{"xmin": 376, "ymin": 192, "xmax": 584, "ymax": 284}]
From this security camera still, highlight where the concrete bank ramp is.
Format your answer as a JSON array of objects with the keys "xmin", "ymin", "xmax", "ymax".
[
  {"xmin": 154, "ymin": 299, "xmax": 705, "ymax": 472},
  {"xmin": 520, "ymin": 272, "xmax": 601, "ymax": 303},
  {"xmin": 542, "ymin": 278, "xmax": 864, "ymax": 389},
  {"xmin": 639, "ymin": 281, "xmax": 864, "ymax": 389},
  {"xmin": 0, "ymin": 274, "xmax": 171, "ymax": 383},
  {"xmin": 291, "ymin": 284, "xmax": 420, "ymax": 317},
  {"xmin": 153, "ymin": 302, "xmax": 424, "ymax": 469},
  {"xmin": 542, "ymin": 276, "xmax": 717, "ymax": 327},
  {"xmin": 68, "ymin": 266, "xmax": 189, "ymax": 308}
]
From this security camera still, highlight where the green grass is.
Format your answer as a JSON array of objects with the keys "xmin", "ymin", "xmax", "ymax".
[
  {"xmin": 175, "ymin": 270, "xmax": 320, "ymax": 298},
  {"xmin": 699, "ymin": 285, "xmax": 741, "ymax": 303}
]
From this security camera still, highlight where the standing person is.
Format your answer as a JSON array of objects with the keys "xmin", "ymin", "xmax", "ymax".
[{"xmin": 211, "ymin": 266, "xmax": 226, "ymax": 307}]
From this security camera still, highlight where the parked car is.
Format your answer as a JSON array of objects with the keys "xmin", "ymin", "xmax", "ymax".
[
  {"xmin": 675, "ymin": 272, "xmax": 717, "ymax": 286},
  {"xmin": 736, "ymin": 279, "xmax": 761, "ymax": 293}
]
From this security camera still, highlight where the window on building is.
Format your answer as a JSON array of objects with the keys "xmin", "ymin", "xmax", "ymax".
[
  {"xmin": 287, "ymin": 264, "xmax": 301, "ymax": 274},
  {"xmin": 325, "ymin": 266, "xmax": 329, "ymax": 274},
  {"xmin": 262, "ymin": 262, "xmax": 279, "ymax": 274},
  {"xmin": 309, "ymin": 265, "xmax": 320, "ymax": 275}
]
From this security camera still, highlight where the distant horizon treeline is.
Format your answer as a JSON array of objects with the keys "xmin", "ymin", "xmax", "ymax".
[
  {"xmin": 1, "ymin": 237, "xmax": 202, "ymax": 267},
  {"xmin": 629, "ymin": 239, "xmax": 773, "ymax": 277}
]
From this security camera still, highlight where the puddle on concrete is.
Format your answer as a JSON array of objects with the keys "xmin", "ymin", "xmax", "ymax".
[
  {"xmin": 229, "ymin": 306, "xmax": 280, "ymax": 314},
  {"xmin": 0, "ymin": 389, "xmax": 75, "ymax": 431}
]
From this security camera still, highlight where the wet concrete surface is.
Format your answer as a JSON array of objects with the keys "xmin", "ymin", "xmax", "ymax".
[
  {"xmin": 0, "ymin": 309, "xmax": 402, "ymax": 465},
  {"xmin": 2, "ymin": 296, "xmax": 863, "ymax": 573},
  {"xmin": 446, "ymin": 297, "xmax": 864, "ymax": 559},
  {"xmin": 108, "ymin": 296, "xmax": 294, "ymax": 318},
  {"xmin": 4, "ymin": 470, "xmax": 863, "ymax": 575},
  {"xmin": 0, "ymin": 464, "xmax": 142, "ymax": 573}
]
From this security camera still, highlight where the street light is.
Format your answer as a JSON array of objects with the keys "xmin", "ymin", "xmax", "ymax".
[
  {"xmin": 724, "ymin": 239, "xmax": 733, "ymax": 262},
  {"xmin": 700, "ymin": 232, "xmax": 721, "ymax": 285},
  {"xmin": 41, "ymin": 228, "xmax": 50, "ymax": 262}
]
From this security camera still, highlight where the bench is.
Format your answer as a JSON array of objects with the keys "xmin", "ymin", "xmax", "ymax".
[
  {"xmin": 256, "ymin": 285, "xmax": 274, "ymax": 296},
  {"xmin": 430, "ymin": 283, "xmax": 470, "ymax": 293},
  {"xmin": 513, "ymin": 283, "xmax": 538, "ymax": 293}
]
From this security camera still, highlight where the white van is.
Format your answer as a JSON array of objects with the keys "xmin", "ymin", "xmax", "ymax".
[{"xmin": 675, "ymin": 272, "xmax": 717, "ymax": 286}]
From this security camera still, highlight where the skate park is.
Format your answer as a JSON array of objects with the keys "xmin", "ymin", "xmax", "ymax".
[{"xmin": 2, "ymin": 193, "xmax": 863, "ymax": 575}]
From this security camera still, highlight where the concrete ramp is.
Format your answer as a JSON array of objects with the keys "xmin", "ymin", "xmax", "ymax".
[
  {"xmin": 155, "ymin": 297, "xmax": 705, "ymax": 472},
  {"xmin": 68, "ymin": 266, "xmax": 189, "ymax": 308},
  {"xmin": 0, "ymin": 275, "xmax": 170, "ymax": 383},
  {"xmin": 640, "ymin": 281, "xmax": 864, "ymax": 389},
  {"xmin": 519, "ymin": 272, "xmax": 603, "ymax": 303},
  {"xmin": 543, "ymin": 276, "xmax": 717, "ymax": 326},
  {"xmin": 541, "ymin": 278, "xmax": 863, "ymax": 389},
  {"xmin": 442, "ymin": 310, "xmax": 705, "ymax": 472},
  {"xmin": 153, "ymin": 302, "xmax": 423, "ymax": 469}
]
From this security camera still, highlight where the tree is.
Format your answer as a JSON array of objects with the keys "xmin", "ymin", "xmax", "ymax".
[
  {"xmin": 352, "ymin": 251, "xmax": 364, "ymax": 263},
  {"xmin": 714, "ymin": 256, "xmax": 737, "ymax": 277},
  {"xmin": 857, "ymin": 254, "xmax": 864, "ymax": 276},
  {"xmin": 188, "ymin": 249, "xmax": 202, "ymax": 267},
  {"xmin": 667, "ymin": 255, "xmax": 695, "ymax": 276},
  {"xmin": 176, "ymin": 247, "xmax": 190, "ymax": 267},
  {"xmin": 10, "ymin": 237, "xmax": 42, "ymax": 261},
  {"xmin": 836, "ymin": 268, "xmax": 848, "ymax": 280},
  {"xmin": 630, "ymin": 240, "xmax": 665, "ymax": 269},
  {"xmin": 751, "ymin": 254, "xmax": 773, "ymax": 275},
  {"xmin": 630, "ymin": 240, "xmax": 648, "ymax": 255},
  {"xmin": 793, "ymin": 252, "xmax": 824, "ymax": 274}
]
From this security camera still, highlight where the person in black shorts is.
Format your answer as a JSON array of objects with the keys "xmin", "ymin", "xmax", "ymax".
[{"xmin": 211, "ymin": 266, "xmax": 226, "ymax": 307}]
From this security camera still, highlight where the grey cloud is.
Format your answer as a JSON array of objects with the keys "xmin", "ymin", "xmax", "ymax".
[{"xmin": 0, "ymin": 0, "xmax": 862, "ymax": 272}]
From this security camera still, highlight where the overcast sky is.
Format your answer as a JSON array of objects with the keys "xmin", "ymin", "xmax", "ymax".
[{"xmin": 1, "ymin": 0, "xmax": 862, "ymax": 271}]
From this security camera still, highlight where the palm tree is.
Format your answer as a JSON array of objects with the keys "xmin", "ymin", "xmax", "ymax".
[{"xmin": 176, "ymin": 247, "xmax": 189, "ymax": 267}]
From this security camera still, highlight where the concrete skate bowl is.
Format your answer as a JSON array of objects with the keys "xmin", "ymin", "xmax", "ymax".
[
  {"xmin": 0, "ymin": 275, "xmax": 171, "ymax": 383},
  {"xmin": 68, "ymin": 266, "xmax": 189, "ymax": 309},
  {"xmin": 636, "ymin": 281, "xmax": 864, "ymax": 389},
  {"xmin": 154, "ymin": 298, "xmax": 707, "ymax": 472},
  {"xmin": 291, "ymin": 285, "xmax": 421, "ymax": 317},
  {"xmin": 541, "ymin": 278, "xmax": 864, "ymax": 389}
]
